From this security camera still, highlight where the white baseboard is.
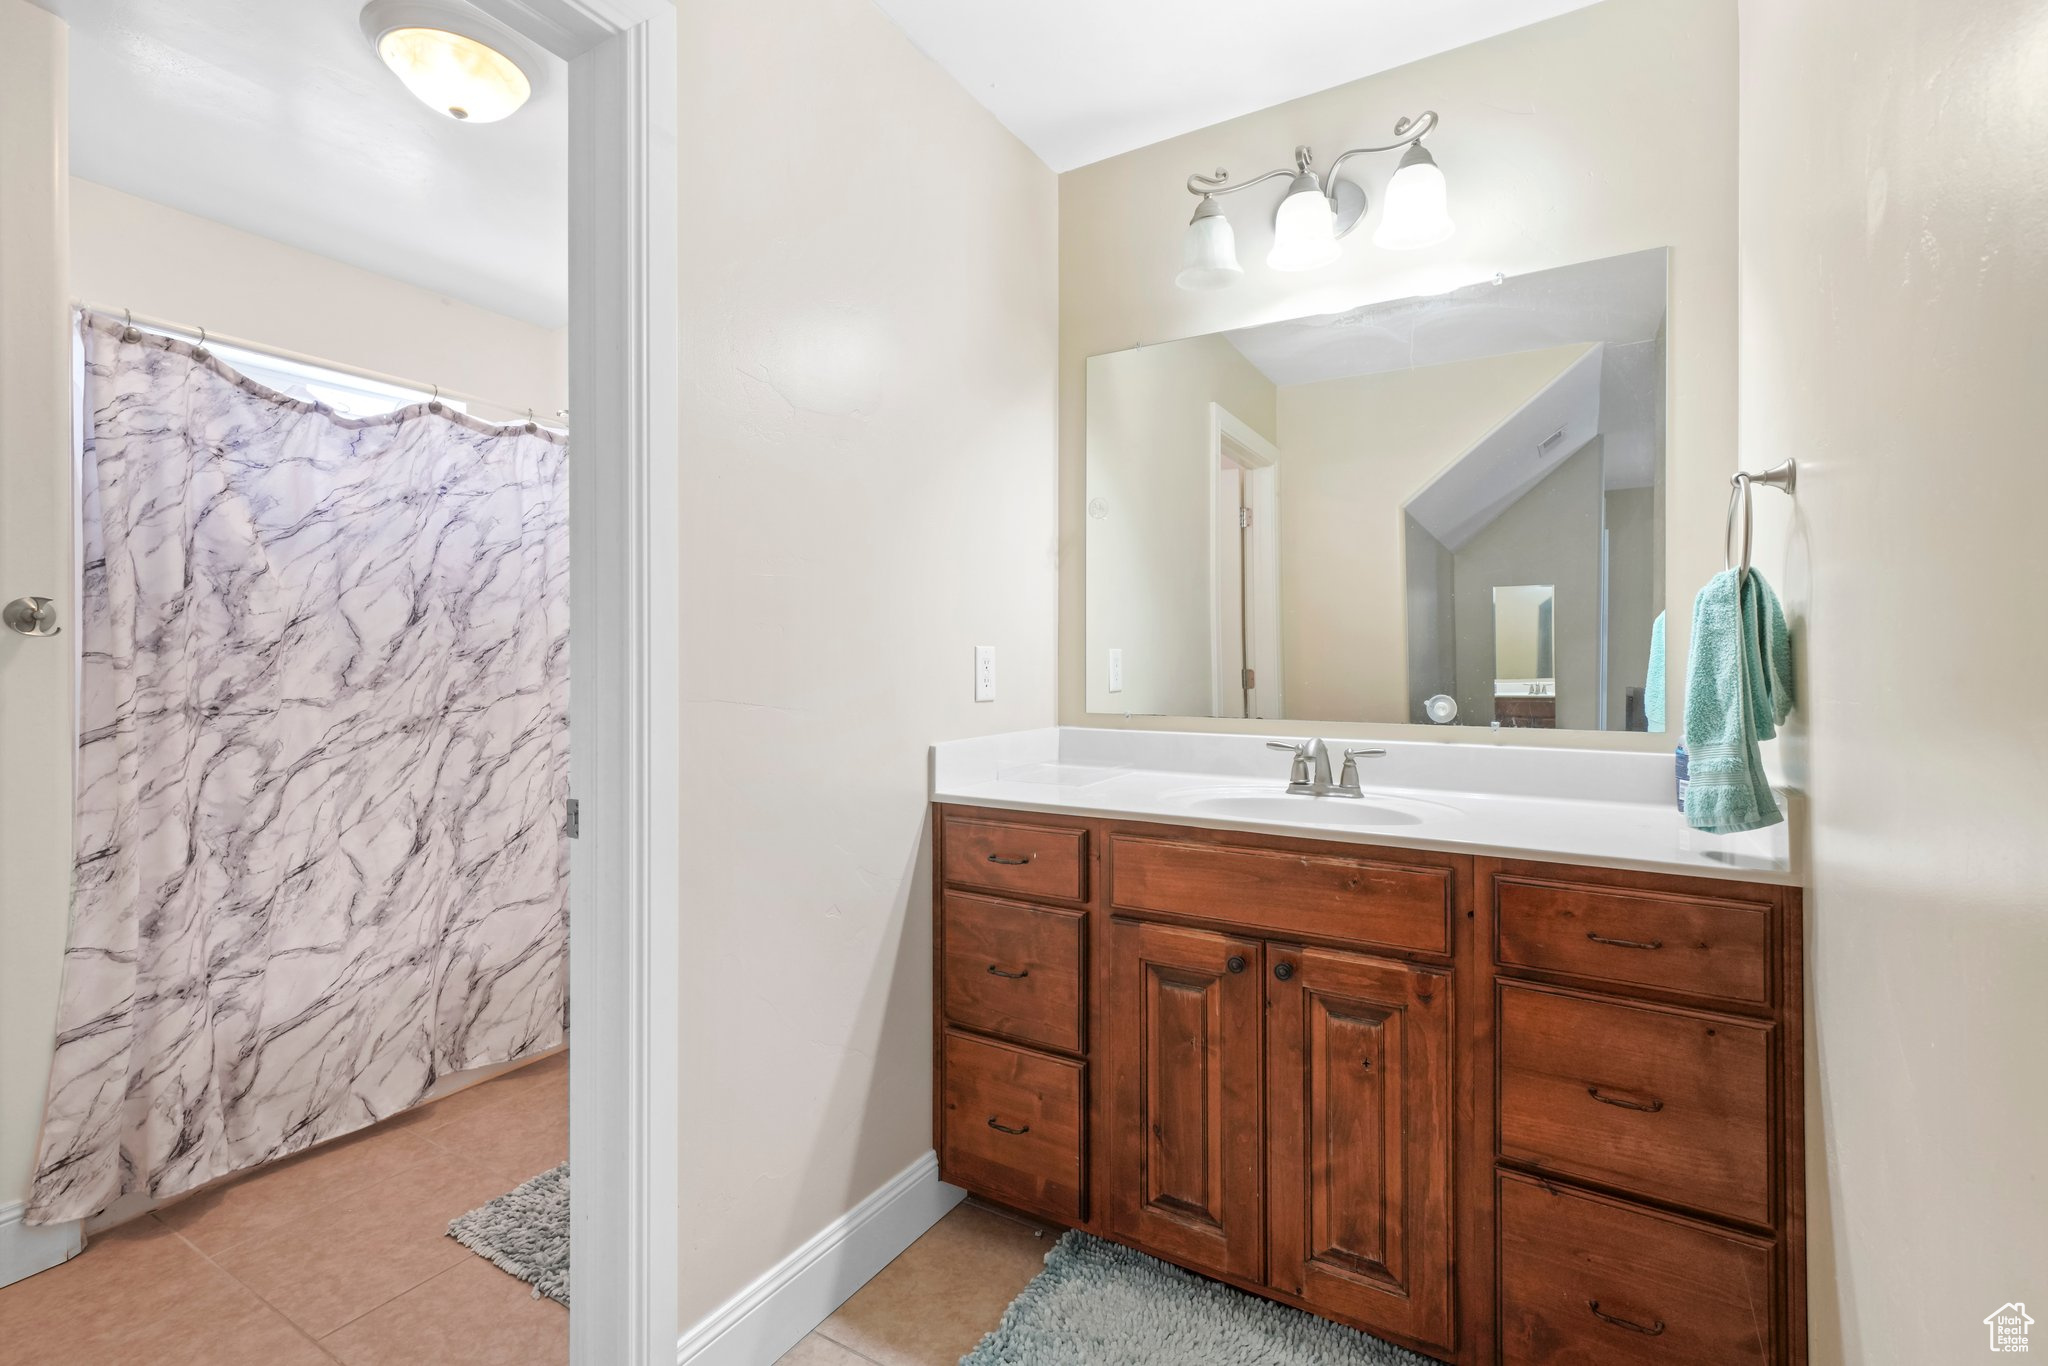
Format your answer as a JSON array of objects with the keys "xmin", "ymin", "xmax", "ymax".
[
  {"xmin": 676, "ymin": 1151, "xmax": 965, "ymax": 1366},
  {"xmin": 0, "ymin": 1201, "xmax": 83, "ymax": 1289}
]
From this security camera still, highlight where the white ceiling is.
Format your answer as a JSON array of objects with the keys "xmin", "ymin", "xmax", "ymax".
[
  {"xmin": 868, "ymin": 0, "xmax": 1605, "ymax": 171},
  {"xmin": 38, "ymin": 0, "xmax": 568, "ymax": 327}
]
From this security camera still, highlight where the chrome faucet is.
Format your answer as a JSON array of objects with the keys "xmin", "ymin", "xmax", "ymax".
[{"xmin": 1267, "ymin": 739, "xmax": 1386, "ymax": 797}]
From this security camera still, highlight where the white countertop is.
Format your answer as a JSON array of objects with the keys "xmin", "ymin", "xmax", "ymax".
[{"xmin": 931, "ymin": 728, "xmax": 1799, "ymax": 886}]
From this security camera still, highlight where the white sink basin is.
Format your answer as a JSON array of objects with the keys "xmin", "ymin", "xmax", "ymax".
[{"xmin": 1163, "ymin": 785, "xmax": 1459, "ymax": 828}]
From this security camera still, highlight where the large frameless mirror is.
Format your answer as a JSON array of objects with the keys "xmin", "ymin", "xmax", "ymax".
[{"xmin": 1085, "ymin": 247, "xmax": 1667, "ymax": 734}]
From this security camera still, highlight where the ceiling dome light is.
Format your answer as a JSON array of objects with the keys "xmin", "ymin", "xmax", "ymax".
[
  {"xmin": 1267, "ymin": 173, "xmax": 1341, "ymax": 272},
  {"xmin": 1175, "ymin": 197, "xmax": 1242, "ymax": 290},
  {"xmin": 1373, "ymin": 143, "xmax": 1454, "ymax": 250},
  {"xmin": 361, "ymin": 2, "xmax": 540, "ymax": 124}
]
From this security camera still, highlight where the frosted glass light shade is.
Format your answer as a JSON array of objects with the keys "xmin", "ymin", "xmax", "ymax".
[
  {"xmin": 1175, "ymin": 201, "xmax": 1243, "ymax": 290},
  {"xmin": 1268, "ymin": 175, "xmax": 1341, "ymax": 272},
  {"xmin": 1373, "ymin": 144, "xmax": 1454, "ymax": 250},
  {"xmin": 378, "ymin": 26, "xmax": 532, "ymax": 122}
]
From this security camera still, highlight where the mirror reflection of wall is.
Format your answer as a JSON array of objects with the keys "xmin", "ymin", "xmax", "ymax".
[{"xmin": 1085, "ymin": 248, "xmax": 1667, "ymax": 735}]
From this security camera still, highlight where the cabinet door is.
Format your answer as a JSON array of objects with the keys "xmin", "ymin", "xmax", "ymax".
[
  {"xmin": 1100, "ymin": 917, "xmax": 1264, "ymax": 1283},
  {"xmin": 1266, "ymin": 945, "xmax": 1455, "ymax": 1352}
]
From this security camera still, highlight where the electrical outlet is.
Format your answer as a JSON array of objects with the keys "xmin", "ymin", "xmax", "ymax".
[
  {"xmin": 1108, "ymin": 648, "xmax": 1123, "ymax": 693},
  {"xmin": 974, "ymin": 644, "xmax": 995, "ymax": 702}
]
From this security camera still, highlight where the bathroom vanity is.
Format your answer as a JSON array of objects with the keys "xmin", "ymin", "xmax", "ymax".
[{"xmin": 930, "ymin": 730, "xmax": 1804, "ymax": 1365}]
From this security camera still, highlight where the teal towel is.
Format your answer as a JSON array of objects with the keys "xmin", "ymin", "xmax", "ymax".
[
  {"xmin": 1683, "ymin": 568, "xmax": 1795, "ymax": 834},
  {"xmin": 1644, "ymin": 610, "xmax": 1667, "ymax": 733}
]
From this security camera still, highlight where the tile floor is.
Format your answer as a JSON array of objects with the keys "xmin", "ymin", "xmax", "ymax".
[
  {"xmin": 775, "ymin": 1200, "xmax": 1058, "ymax": 1366},
  {"xmin": 0, "ymin": 1049, "xmax": 568, "ymax": 1366}
]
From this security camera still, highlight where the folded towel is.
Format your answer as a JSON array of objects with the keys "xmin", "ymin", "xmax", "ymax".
[
  {"xmin": 1644, "ymin": 610, "xmax": 1667, "ymax": 733},
  {"xmin": 1683, "ymin": 568, "xmax": 1795, "ymax": 833}
]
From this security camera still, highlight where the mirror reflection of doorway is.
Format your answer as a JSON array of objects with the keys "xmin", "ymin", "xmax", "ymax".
[
  {"xmin": 1492, "ymin": 584, "xmax": 1557, "ymax": 727},
  {"xmin": 1209, "ymin": 404, "xmax": 1282, "ymax": 718}
]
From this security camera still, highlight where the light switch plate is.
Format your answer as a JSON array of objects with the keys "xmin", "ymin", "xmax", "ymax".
[
  {"xmin": 1108, "ymin": 648, "xmax": 1123, "ymax": 693},
  {"xmin": 974, "ymin": 645, "xmax": 995, "ymax": 702}
]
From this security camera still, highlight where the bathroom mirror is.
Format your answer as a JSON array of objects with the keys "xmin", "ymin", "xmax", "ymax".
[{"xmin": 1085, "ymin": 248, "xmax": 1666, "ymax": 733}]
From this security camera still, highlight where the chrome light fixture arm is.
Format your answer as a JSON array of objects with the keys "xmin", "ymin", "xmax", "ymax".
[
  {"xmin": 1322, "ymin": 110, "xmax": 1440, "ymax": 190},
  {"xmin": 1183, "ymin": 111, "xmax": 1439, "ymax": 241},
  {"xmin": 1184, "ymin": 164, "xmax": 1299, "ymax": 199}
]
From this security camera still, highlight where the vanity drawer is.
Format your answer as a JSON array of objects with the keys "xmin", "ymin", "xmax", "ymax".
[
  {"xmin": 1495, "ymin": 874, "xmax": 1771, "ymax": 1007},
  {"xmin": 943, "ymin": 815, "xmax": 1088, "ymax": 903},
  {"xmin": 1498, "ymin": 1172, "xmax": 1774, "ymax": 1366},
  {"xmin": 1498, "ymin": 984, "xmax": 1772, "ymax": 1226},
  {"xmin": 940, "ymin": 1030, "xmax": 1085, "ymax": 1223},
  {"xmin": 941, "ymin": 893, "xmax": 1085, "ymax": 1053},
  {"xmin": 1108, "ymin": 834, "xmax": 1450, "ymax": 956}
]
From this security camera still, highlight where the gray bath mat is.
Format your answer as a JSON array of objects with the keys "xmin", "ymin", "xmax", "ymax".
[
  {"xmin": 447, "ymin": 1162, "xmax": 570, "ymax": 1306},
  {"xmin": 962, "ymin": 1231, "xmax": 1430, "ymax": 1365}
]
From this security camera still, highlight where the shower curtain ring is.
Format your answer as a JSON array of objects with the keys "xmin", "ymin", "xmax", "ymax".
[
  {"xmin": 121, "ymin": 308, "xmax": 140, "ymax": 344},
  {"xmin": 429, "ymin": 384, "xmax": 443, "ymax": 414},
  {"xmin": 194, "ymin": 325, "xmax": 210, "ymax": 358},
  {"xmin": 524, "ymin": 407, "xmax": 538, "ymax": 434}
]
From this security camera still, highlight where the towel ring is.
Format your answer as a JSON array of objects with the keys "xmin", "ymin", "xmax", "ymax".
[{"xmin": 1724, "ymin": 459, "xmax": 1798, "ymax": 580}]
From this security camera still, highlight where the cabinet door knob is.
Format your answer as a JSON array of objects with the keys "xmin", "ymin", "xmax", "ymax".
[
  {"xmin": 1226, "ymin": 955, "xmax": 1246, "ymax": 974},
  {"xmin": 1273, "ymin": 961, "xmax": 1296, "ymax": 981}
]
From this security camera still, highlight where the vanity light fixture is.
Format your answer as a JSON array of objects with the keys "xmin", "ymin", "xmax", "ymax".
[
  {"xmin": 1175, "ymin": 111, "xmax": 1453, "ymax": 290},
  {"xmin": 360, "ymin": 1, "xmax": 542, "ymax": 123}
]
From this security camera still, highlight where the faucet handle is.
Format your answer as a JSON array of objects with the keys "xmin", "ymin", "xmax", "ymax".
[
  {"xmin": 1266, "ymin": 739, "xmax": 1313, "ymax": 787},
  {"xmin": 1338, "ymin": 746, "xmax": 1387, "ymax": 790}
]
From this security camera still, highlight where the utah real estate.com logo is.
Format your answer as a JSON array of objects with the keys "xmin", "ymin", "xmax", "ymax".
[{"xmin": 1986, "ymin": 1303, "xmax": 2035, "ymax": 1353}]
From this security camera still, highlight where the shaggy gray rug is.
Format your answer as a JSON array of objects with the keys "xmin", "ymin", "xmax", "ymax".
[
  {"xmin": 447, "ymin": 1162, "xmax": 570, "ymax": 1306},
  {"xmin": 961, "ymin": 1232, "xmax": 1431, "ymax": 1365}
]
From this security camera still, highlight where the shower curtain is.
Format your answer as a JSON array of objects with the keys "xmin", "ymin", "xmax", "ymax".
[{"xmin": 26, "ymin": 314, "xmax": 568, "ymax": 1223}]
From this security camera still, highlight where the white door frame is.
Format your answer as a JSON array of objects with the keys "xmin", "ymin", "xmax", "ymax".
[
  {"xmin": 472, "ymin": 3, "xmax": 679, "ymax": 1363},
  {"xmin": 1207, "ymin": 403, "xmax": 1283, "ymax": 719}
]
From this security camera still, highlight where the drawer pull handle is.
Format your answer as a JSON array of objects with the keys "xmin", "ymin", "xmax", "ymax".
[
  {"xmin": 1588, "ymin": 1086, "xmax": 1665, "ymax": 1113},
  {"xmin": 986, "ymin": 1117, "xmax": 1031, "ymax": 1135},
  {"xmin": 1587, "ymin": 1301, "xmax": 1666, "ymax": 1336},
  {"xmin": 986, "ymin": 965, "xmax": 1030, "ymax": 979},
  {"xmin": 1586, "ymin": 931, "xmax": 1663, "ymax": 951},
  {"xmin": 986, "ymin": 853, "xmax": 1034, "ymax": 866}
]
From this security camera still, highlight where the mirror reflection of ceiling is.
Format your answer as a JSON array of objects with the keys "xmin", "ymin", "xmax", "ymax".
[
  {"xmin": 869, "ymin": 0, "xmax": 1605, "ymax": 171},
  {"xmin": 28, "ymin": 0, "xmax": 568, "ymax": 327},
  {"xmin": 1228, "ymin": 249, "xmax": 1666, "ymax": 551}
]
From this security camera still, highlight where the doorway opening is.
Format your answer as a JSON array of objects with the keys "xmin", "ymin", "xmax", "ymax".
[{"xmin": 1208, "ymin": 403, "xmax": 1283, "ymax": 720}]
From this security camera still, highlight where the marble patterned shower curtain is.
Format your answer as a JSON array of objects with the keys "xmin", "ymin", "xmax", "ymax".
[{"xmin": 26, "ymin": 314, "xmax": 568, "ymax": 1223}]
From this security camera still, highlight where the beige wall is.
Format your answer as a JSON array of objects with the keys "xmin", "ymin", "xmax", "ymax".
[
  {"xmin": 0, "ymin": 0, "xmax": 73, "ymax": 1222},
  {"xmin": 1085, "ymin": 334, "xmax": 1273, "ymax": 714},
  {"xmin": 674, "ymin": 0, "xmax": 1058, "ymax": 1326},
  {"xmin": 1273, "ymin": 345, "xmax": 1588, "ymax": 723},
  {"xmin": 70, "ymin": 180, "xmax": 567, "ymax": 423},
  {"xmin": 1738, "ymin": 0, "xmax": 2048, "ymax": 1360},
  {"xmin": 1060, "ymin": 0, "xmax": 1736, "ymax": 745}
]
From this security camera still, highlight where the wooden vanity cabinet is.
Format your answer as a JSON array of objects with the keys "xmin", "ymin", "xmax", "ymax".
[{"xmin": 933, "ymin": 805, "xmax": 1805, "ymax": 1366}]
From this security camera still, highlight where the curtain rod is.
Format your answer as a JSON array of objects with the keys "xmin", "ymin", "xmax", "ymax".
[{"xmin": 74, "ymin": 302, "xmax": 568, "ymax": 428}]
